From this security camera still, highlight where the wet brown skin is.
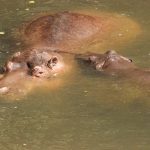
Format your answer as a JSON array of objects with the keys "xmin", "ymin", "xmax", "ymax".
[
  {"xmin": 23, "ymin": 11, "xmax": 103, "ymax": 51},
  {"xmin": 3, "ymin": 49, "xmax": 65, "ymax": 78},
  {"xmin": 22, "ymin": 11, "xmax": 140, "ymax": 52},
  {"xmin": 77, "ymin": 50, "xmax": 150, "ymax": 85},
  {"xmin": 0, "ymin": 11, "xmax": 141, "ymax": 97},
  {"xmin": 0, "ymin": 49, "xmax": 71, "ymax": 96}
]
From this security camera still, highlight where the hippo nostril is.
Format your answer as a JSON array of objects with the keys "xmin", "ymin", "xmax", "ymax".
[
  {"xmin": 32, "ymin": 66, "xmax": 42, "ymax": 72},
  {"xmin": 32, "ymin": 68, "xmax": 37, "ymax": 72},
  {"xmin": 39, "ymin": 72, "xmax": 43, "ymax": 74}
]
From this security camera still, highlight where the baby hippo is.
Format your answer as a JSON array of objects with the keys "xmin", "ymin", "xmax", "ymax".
[
  {"xmin": 27, "ymin": 51, "xmax": 64, "ymax": 78},
  {"xmin": 2, "ymin": 50, "xmax": 65, "ymax": 78},
  {"xmin": 0, "ymin": 50, "xmax": 66, "ymax": 96},
  {"xmin": 77, "ymin": 50, "xmax": 150, "ymax": 84}
]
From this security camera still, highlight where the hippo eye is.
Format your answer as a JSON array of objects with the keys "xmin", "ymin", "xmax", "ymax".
[
  {"xmin": 27, "ymin": 62, "xmax": 34, "ymax": 69},
  {"xmin": 47, "ymin": 57, "xmax": 58, "ymax": 69},
  {"xmin": 129, "ymin": 59, "xmax": 133, "ymax": 62}
]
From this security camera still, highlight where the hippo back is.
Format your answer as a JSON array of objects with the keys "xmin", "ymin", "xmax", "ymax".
[{"xmin": 24, "ymin": 12, "xmax": 103, "ymax": 51}]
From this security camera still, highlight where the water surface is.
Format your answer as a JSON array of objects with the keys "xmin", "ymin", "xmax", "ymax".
[{"xmin": 0, "ymin": 0, "xmax": 150, "ymax": 150}]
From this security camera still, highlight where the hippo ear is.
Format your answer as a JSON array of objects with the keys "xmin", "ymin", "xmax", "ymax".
[
  {"xmin": 12, "ymin": 51, "xmax": 21, "ymax": 58},
  {"xmin": 47, "ymin": 57, "xmax": 58, "ymax": 69},
  {"xmin": 89, "ymin": 55, "xmax": 98, "ymax": 62},
  {"xmin": 5, "ymin": 61, "xmax": 14, "ymax": 72},
  {"xmin": 50, "ymin": 57, "xmax": 58, "ymax": 64},
  {"xmin": 95, "ymin": 61, "xmax": 105, "ymax": 71},
  {"xmin": 105, "ymin": 50, "xmax": 117, "ymax": 55},
  {"xmin": 11, "ymin": 51, "xmax": 21, "ymax": 61}
]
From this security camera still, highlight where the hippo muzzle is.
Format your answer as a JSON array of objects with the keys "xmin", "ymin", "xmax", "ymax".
[{"xmin": 77, "ymin": 50, "xmax": 135, "ymax": 72}]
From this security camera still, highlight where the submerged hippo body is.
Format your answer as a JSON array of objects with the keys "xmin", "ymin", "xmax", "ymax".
[
  {"xmin": 77, "ymin": 50, "xmax": 150, "ymax": 84},
  {"xmin": 22, "ymin": 11, "xmax": 140, "ymax": 52},
  {"xmin": 0, "ymin": 11, "xmax": 141, "ymax": 97},
  {"xmin": 0, "ymin": 49, "xmax": 70, "ymax": 97}
]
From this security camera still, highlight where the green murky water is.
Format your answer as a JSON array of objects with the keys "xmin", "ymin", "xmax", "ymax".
[{"xmin": 0, "ymin": 0, "xmax": 150, "ymax": 149}]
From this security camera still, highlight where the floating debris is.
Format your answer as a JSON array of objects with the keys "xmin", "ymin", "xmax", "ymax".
[
  {"xmin": 0, "ymin": 32, "xmax": 5, "ymax": 35},
  {"xmin": 84, "ymin": 90, "xmax": 88, "ymax": 93},
  {"xmin": 16, "ymin": 42, "xmax": 21, "ymax": 46},
  {"xmin": 84, "ymin": 90, "xmax": 88, "ymax": 96},
  {"xmin": 118, "ymin": 33, "xmax": 123, "ymax": 37},
  {"xmin": 29, "ymin": 0, "xmax": 35, "ymax": 4},
  {"xmin": 25, "ymin": 8, "xmax": 30, "ymax": 11}
]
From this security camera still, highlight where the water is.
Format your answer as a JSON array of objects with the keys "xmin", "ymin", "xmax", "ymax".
[{"xmin": 0, "ymin": 0, "xmax": 150, "ymax": 149}]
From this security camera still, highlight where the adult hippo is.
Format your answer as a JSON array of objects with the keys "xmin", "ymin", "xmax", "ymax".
[
  {"xmin": 76, "ymin": 50, "xmax": 150, "ymax": 85},
  {"xmin": 20, "ymin": 11, "xmax": 140, "ymax": 52}
]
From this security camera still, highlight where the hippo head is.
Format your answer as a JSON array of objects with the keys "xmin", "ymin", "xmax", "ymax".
[
  {"xmin": 77, "ymin": 50, "xmax": 135, "ymax": 72},
  {"xmin": 1, "ymin": 51, "xmax": 65, "ymax": 78},
  {"xmin": 26, "ymin": 51, "xmax": 64, "ymax": 78}
]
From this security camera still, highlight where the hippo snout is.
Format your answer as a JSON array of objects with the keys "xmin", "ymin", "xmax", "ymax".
[{"xmin": 31, "ymin": 66, "xmax": 46, "ymax": 77}]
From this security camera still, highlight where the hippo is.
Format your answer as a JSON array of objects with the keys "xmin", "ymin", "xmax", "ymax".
[
  {"xmin": 2, "ymin": 49, "xmax": 65, "ymax": 78},
  {"xmin": 21, "ymin": 11, "xmax": 140, "ymax": 52},
  {"xmin": 0, "ymin": 49, "xmax": 70, "ymax": 96},
  {"xmin": 76, "ymin": 50, "xmax": 150, "ymax": 84},
  {"xmin": 0, "ymin": 11, "xmax": 141, "ymax": 97}
]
